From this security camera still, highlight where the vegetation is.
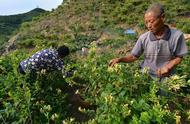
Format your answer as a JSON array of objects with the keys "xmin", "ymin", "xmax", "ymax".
[
  {"xmin": 0, "ymin": 0, "xmax": 190, "ymax": 123},
  {"xmin": 0, "ymin": 8, "xmax": 47, "ymax": 51}
]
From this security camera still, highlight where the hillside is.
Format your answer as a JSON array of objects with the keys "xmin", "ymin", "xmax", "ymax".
[
  {"xmin": 0, "ymin": 8, "xmax": 47, "ymax": 51},
  {"xmin": 3, "ymin": 0, "xmax": 189, "ymax": 52},
  {"xmin": 0, "ymin": 0, "xmax": 190, "ymax": 123}
]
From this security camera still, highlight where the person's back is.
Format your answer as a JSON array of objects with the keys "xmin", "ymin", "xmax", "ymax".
[{"xmin": 18, "ymin": 45, "xmax": 70, "ymax": 74}]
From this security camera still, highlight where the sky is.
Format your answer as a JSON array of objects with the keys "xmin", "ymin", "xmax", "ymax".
[{"xmin": 0, "ymin": 0, "xmax": 63, "ymax": 15}]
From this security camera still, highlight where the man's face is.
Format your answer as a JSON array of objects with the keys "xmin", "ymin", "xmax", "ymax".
[{"xmin": 144, "ymin": 11, "xmax": 164, "ymax": 34}]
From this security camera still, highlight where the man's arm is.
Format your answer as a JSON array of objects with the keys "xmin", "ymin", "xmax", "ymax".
[
  {"xmin": 109, "ymin": 35, "xmax": 144, "ymax": 67},
  {"xmin": 109, "ymin": 54, "xmax": 138, "ymax": 67},
  {"xmin": 157, "ymin": 57, "xmax": 182, "ymax": 77},
  {"xmin": 157, "ymin": 33, "xmax": 188, "ymax": 77}
]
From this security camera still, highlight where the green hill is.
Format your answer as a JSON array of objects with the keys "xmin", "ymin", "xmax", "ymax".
[
  {"xmin": 6, "ymin": 0, "xmax": 190, "ymax": 51},
  {"xmin": 0, "ymin": 8, "xmax": 47, "ymax": 50},
  {"xmin": 0, "ymin": 0, "xmax": 190, "ymax": 123}
]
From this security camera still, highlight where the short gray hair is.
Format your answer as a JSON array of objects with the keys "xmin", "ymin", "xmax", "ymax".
[{"xmin": 145, "ymin": 3, "xmax": 165, "ymax": 17}]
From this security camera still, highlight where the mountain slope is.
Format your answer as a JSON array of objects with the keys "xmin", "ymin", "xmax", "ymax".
[
  {"xmin": 0, "ymin": 8, "xmax": 47, "ymax": 49},
  {"xmin": 7, "ymin": 0, "xmax": 190, "ymax": 52}
]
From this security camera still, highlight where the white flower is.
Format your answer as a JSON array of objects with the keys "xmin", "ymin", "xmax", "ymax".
[
  {"xmin": 142, "ymin": 67, "xmax": 149, "ymax": 74},
  {"xmin": 40, "ymin": 108, "xmax": 44, "ymax": 113},
  {"xmin": 78, "ymin": 107, "xmax": 86, "ymax": 112},
  {"xmin": 75, "ymin": 90, "xmax": 79, "ymax": 94},
  {"xmin": 130, "ymin": 100, "xmax": 134, "ymax": 104},
  {"xmin": 41, "ymin": 69, "xmax": 46, "ymax": 74},
  {"xmin": 171, "ymin": 75, "xmax": 180, "ymax": 80},
  {"xmin": 46, "ymin": 105, "xmax": 52, "ymax": 111},
  {"xmin": 70, "ymin": 118, "xmax": 75, "ymax": 122},
  {"xmin": 56, "ymin": 89, "xmax": 62, "ymax": 94},
  {"xmin": 51, "ymin": 113, "xmax": 59, "ymax": 120},
  {"xmin": 107, "ymin": 67, "xmax": 114, "ymax": 72}
]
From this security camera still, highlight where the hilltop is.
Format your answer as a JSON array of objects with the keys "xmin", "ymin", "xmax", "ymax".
[{"xmin": 0, "ymin": 8, "xmax": 47, "ymax": 51}]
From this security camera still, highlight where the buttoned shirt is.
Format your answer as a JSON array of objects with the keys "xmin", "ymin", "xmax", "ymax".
[
  {"xmin": 131, "ymin": 26, "xmax": 188, "ymax": 77},
  {"xmin": 20, "ymin": 49, "xmax": 64, "ymax": 73}
]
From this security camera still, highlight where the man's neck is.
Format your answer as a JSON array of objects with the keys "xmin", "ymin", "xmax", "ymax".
[{"xmin": 154, "ymin": 25, "xmax": 166, "ymax": 39}]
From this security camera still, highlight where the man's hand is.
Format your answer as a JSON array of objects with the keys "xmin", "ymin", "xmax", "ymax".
[
  {"xmin": 109, "ymin": 58, "xmax": 120, "ymax": 67},
  {"xmin": 156, "ymin": 57, "xmax": 182, "ymax": 77},
  {"xmin": 156, "ymin": 66, "xmax": 170, "ymax": 77},
  {"xmin": 109, "ymin": 55, "xmax": 138, "ymax": 67}
]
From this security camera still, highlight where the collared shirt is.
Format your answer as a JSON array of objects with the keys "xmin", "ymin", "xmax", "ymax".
[
  {"xmin": 20, "ymin": 49, "xmax": 64, "ymax": 73},
  {"xmin": 131, "ymin": 26, "xmax": 188, "ymax": 77}
]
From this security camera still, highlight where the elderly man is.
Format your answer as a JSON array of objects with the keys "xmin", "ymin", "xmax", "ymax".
[{"xmin": 109, "ymin": 3, "xmax": 188, "ymax": 79}]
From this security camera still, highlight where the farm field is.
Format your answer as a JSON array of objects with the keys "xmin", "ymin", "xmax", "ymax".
[{"xmin": 0, "ymin": 0, "xmax": 190, "ymax": 123}]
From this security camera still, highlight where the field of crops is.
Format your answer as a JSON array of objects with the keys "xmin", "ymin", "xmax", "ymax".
[
  {"xmin": 0, "ymin": 0, "xmax": 190, "ymax": 123},
  {"xmin": 0, "ymin": 38, "xmax": 189, "ymax": 123}
]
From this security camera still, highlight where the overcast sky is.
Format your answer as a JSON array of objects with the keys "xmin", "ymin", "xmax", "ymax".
[{"xmin": 0, "ymin": 0, "xmax": 63, "ymax": 15}]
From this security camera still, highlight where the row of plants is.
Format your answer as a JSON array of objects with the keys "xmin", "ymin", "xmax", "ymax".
[
  {"xmin": 0, "ymin": 0, "xmax": 190, "ymax": 123},
  {"xmin": 64, "ymin": 42, "xmax": 190, "ymax": 123},
  {"xmin": 0, "ymin": 40, "xmax": 190, "ymax": 123},
  {"xmin": 0, "ymin": 50, "xmax": 74, "ymax": 123}
]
